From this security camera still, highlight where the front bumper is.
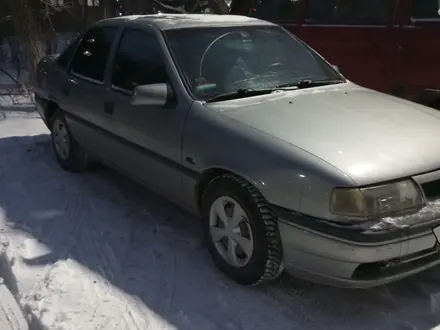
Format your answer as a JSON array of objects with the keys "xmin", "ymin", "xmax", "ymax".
[{"xmin": 275, "ymin": 206, "xmax": 440, "ymax": 288}]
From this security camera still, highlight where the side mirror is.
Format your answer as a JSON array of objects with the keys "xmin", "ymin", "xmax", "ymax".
[{"xmin": 131, "ymin": 83, "xmax": 175, "ymax": 107}]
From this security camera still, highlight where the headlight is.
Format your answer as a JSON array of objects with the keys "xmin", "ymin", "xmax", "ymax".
[{"xmin": 330, "ymin": 179, "xmax": 424, "ymax": 221}]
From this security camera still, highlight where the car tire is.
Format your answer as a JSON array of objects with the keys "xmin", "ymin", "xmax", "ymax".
[
  {"xmin": 201, "ymin": 173, "xmax": 283, "ymax": 286},
  {"xmin": 51, "ymin": 110, "xmax": 88, "ymax": 172}
]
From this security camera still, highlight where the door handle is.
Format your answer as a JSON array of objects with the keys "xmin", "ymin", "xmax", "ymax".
[
  {"xmin": 104, "ymin": 102, "xmax": 114, "ymax": 115},
  {"xmin": 62, "ymin": 77, "xmax": 77, "ymax": 96}
]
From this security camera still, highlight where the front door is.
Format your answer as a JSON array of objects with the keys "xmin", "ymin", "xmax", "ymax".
[
  {"xmin": 295, "ymin": 0, "xmax": 396, "ymax": 93},
  {"xmin": 104, "ymin": 27, "xmax": 189, "ymax": 203}
]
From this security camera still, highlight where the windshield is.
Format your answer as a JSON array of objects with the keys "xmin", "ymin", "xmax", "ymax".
[{"xmin": 163, "ymin": 25, "xmax": 343, "ymax": 101}]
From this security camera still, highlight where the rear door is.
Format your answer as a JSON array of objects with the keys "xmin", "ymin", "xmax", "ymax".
[
  {"xmin": 63, "ymin": 26, "xmax": 120, "ymax": 158},
  {"xmin": 392, "ymin": 0, "xmax": 440, "ymax": 105},
  {"xmin": 103, "ymin": 27, "xmax": 189, "ymax": 203},
  {"xmin": 295, "ymin": 0, "xmax": 396, "ymax": 93}
]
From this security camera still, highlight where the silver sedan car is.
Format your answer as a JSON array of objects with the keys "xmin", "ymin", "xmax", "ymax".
[{"xmin": 34, "ymin": 14, "xmax": 440, "ymax": 288}]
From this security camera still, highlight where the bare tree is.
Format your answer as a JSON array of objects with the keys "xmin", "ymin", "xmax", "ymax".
[
  {"xmin": 7, "ymin": 0, "xmax": 46, "ymax": 85},
  {"xmin": 4, "ymin": 0, "xmax": 248, "ymax": 86},
  {"xmin": 4, "ymin": 0, "xmax": 91, "ymax": 84}
]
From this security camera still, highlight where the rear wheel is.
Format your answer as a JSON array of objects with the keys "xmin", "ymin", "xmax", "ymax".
[
  {"xmin": 201, "ymin": 174, "xmax": 283, "ymax": 286},
  {"xmin": 51, "ymin": 110, "xmax": 88, "ymax": 172}
]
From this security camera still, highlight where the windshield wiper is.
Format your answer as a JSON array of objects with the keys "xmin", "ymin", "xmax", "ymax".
[
  {"xmin": 205, "ymin": 79, "xmax": 344, "ymax": 102},
  {"xmin": 206, "ymin": 88, "xmax": 276, "ymax": 103},
  {"xmin": 277, "ymin": 79, "xmax": 345, "ymax": 89}
]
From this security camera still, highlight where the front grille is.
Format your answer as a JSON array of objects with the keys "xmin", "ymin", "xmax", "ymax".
[{"xmin": 422, "ymin": 179, "xmax": 440, "ymax": 199}]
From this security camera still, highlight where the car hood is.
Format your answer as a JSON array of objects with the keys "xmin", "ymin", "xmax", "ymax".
[{"xmin": 206, "ymin": 84, "xmax": 440, "ymax": 185}]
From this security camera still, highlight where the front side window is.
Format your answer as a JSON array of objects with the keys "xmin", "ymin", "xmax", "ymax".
[
  {"xmin": 70, "ymin": 27, "xmax": 118, "ymax": 82},
  {"xmin": 111, "ymin": 29, "xmax": 168, "ymax": 92},
  {"xmin": 249, "ymin": 0, "xmax": 300, "ymax": 22},
  {"xmin": 412, "ymin": 0, "xmax": 440, "ymax": 20},
  {"xmin": 306, "ymin": 0, "xmax": 391, "ymax": 25},
  {"xmin": 164, "ymin": 25, "xmax": 342, "ymax": 100}
]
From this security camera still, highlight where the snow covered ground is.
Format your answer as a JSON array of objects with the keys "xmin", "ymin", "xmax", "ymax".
[
  {"xmin": 0, "ymin": 68, "xmax": 34, "ymax": 111},
  {"xmin": 1, "ymin": 107, "xmax": 440, "ymax": 330},
  {"xmin": 0, "ymin": 94, "xmax": 34, "ymax": 110}
]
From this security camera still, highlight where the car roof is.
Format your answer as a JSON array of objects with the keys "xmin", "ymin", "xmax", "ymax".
[{"xmin": 103, "ymin": 13, "xmax": 276, "ymax": 31}]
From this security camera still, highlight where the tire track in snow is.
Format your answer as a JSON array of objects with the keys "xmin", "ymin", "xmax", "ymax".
[
  {"xmin": 260, "ymin": 278, "xmax": 403, "ymax": 330},
  {"xmin": 249, "ymin": 278, "xmax": 344, "ymax": 329},
  {"xmin": 83, "ymin": 236, "xmax": 155, "ymax": 330},
  {"xmin": 44, "ymin": 161, "xmax": 175, "ymax": 329},
  {"xmin": 0, "ymin": 137, "xmax": 77, "ymax": 299},
  {"xmin": 15, "ymin": 138, "xmax": 87, "ymax": 276},
  {"xmin": 68, "ymin": 174, "xmax": 156, "ymax": 330},
  {"xmin": 79, "ymin": 228, "xmax": 114, "ymax": 303},
  {"xmin": 78, "ymin": 168, "xmax": 194, "ymax": 327},
  {"xmin": 69, "ymin": 222, "xmax": 130, "ymax": 327},
  {"xmin": 84, "ymin": 184, "xmax": 154, "ymax": 329},
  {"xmin": 0, "ymin": 133, "xmax": 143, "ymax": 329}
]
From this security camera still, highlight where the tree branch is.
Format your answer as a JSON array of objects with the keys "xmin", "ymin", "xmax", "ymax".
[
  {"xmin": 152, "ymin": 0, "xmax": 187, "ymax": 13},
  {"xmin": 0, "ymin": 67, "xmax": 20, "ymax": 84}
]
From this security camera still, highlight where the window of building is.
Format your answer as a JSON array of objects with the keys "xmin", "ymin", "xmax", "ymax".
[
  {"xmin": 87, "ymin": 0, "xmax": 100, "ymax": 6},
  {"xmin": 51, "ymin": 0, "xmax": 99, "ymax": 6}
]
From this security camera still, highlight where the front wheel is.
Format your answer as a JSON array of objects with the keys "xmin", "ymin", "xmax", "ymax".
[
  {"xmin": 51, "ymin": 110, "xmax": 88, "ymax": 172},
  {"xmin": 201, "ymin": 174, "xmax": 283, "ymax": 286}
]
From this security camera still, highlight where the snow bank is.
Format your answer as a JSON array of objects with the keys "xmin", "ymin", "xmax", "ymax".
[
  {"xmin": 0, "ymin": 282, "xmax": 28, "ymax": 330},
  {"xmin": 0, "ymin": 244, "xmax": 29, "ymax": 330},
  {"xmin": 0, "ymin": 70, "xmax": 34, "ymax": 111},
  {"xmin": 0, "ymin": 94, "xmax": 34, "ymax": 110}
]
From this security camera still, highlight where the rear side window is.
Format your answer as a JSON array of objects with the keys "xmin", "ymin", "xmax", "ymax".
[
  {"xmin": 412, "ymin": 0, "xmax": 440, "ymax": 20},
  {"xmin": 70, "ymin": 27, "xmax": 118, "ymax": 82},
  {"xmin": 111, "ymin": 29, "xmax": 168, "ymax": 92},
  {"xmin": 249, "ymin": 0, "xmax": 300, "ymax": 22},
  {"xmin": 306, "ymin": 0, "xmax": 391, "ymax": 25},
  {"xmin": 58, "ymin": 36, "xmax": 80, "ymax": 69}
]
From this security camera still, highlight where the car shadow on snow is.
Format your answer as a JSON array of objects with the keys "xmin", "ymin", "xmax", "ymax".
[{"xmin": 0, "ymin": 134, "xmax": 440, "ymax": 330}]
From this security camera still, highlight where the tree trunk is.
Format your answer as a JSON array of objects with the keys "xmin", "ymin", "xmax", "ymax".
[{"xmin": 7, "ymin": 0, "xmax": 45, "ymax": 85}]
